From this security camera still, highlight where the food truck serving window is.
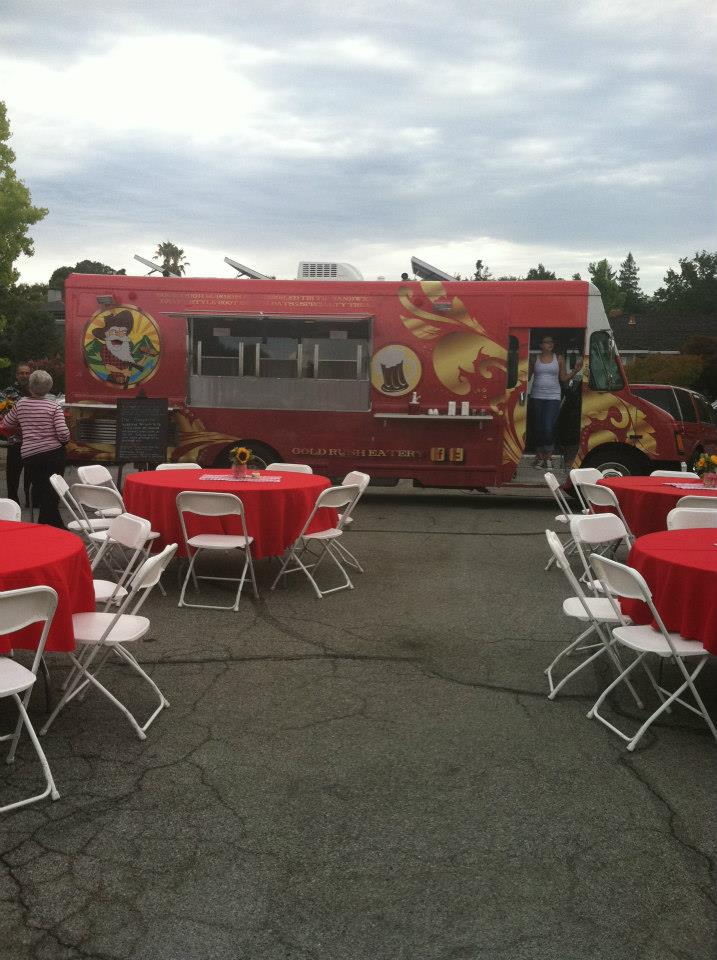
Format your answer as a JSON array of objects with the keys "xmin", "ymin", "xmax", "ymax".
[{"xmin": 191, "ymin": 316, "xmax": 370, "ymax": 381}]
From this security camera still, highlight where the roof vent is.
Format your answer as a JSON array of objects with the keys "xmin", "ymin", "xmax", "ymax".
[{"xmin": 297, "ymin": 261, "xmax": 363, "ymax": 281}]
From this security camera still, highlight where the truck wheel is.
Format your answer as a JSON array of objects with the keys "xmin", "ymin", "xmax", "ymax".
[
  {"xmin": 581, "ymin": 446, "xmax": 648, "ymax": 477},
  {"xmin": 213, "ymin": 441, "xmax": 278, "ymax": 469}
]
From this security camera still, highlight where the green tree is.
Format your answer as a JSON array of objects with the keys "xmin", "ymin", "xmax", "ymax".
[
  {"xmin": 472, "ymin": 259, "xmax": 493, "ymax": 281},
  {"xmin": 154, "ymin": 241, "xmax": 189, "ymax": 276},
  {"xmin": 652, "ymin": 250, "xmax": 717, "ymax": 316},
  {"xmin": 48, "ymin": 259, "xmax": 126, "ymax": 297},
  {"xmin": 588, "ymin": 259, "xmax": 625, "ymax": 316},
  {"xmin": 524, "ymin": 263, "xmax": 557, "ymax": 280},
  {"xmin": 571, "ymin": 272, "xmax": 582, "ymax": 281},
  {"xmin": 0, "ymin": 282, "xmax": 61, "ymax": 388},
  {"xmin": 0, "ymin": 102, "xmax": 47, "ymax": 288},
  {"xmin": 681, "ymin": 335, "xmax": 717, "ymax": 399},
  {"xmin": 625, "ymin": 353, "xmax": 703, "ymax": 389},
  {"xmin": 617, "ymin": 252, "xmax": 645, "ymax": 314}
]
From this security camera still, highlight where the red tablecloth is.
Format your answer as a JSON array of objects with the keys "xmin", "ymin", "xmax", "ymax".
[
  {"xmin": 123, "ymin": 469, "xmax": 337, "ymax": 560},
  {"xmin": 0, "ymin": 521, "xmax": 95, "ymax": 653},
  {"xmin": 599, "ymin": 476, "xmax": 717, "ymax": 537},
  {"xmin": 622, "ymin": 529, "xmax": 717, "ymax": 654}
]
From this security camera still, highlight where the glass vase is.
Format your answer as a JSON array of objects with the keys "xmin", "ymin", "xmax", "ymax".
[
  {"xmin": 232, "ymin": 463, "xmax": 247, "ymax": 477},
  {"xmin": 703, "ymin": 472, "xmax": 717, "ymax": 488}
]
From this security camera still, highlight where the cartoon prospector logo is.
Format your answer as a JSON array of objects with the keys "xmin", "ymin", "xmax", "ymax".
[{"xmin": 83, "ymin": 307, "xmax": 161, "ymax": 388}]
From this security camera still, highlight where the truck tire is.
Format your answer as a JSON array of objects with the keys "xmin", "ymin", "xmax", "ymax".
[{"xmin": 580, "ymin": 445, "xmax": 649, "ymax": 477}]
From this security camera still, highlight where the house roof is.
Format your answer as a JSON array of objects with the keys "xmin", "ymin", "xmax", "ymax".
[{"xmin": 609, "ymin": 314, "xmax": 717, "ymax": 352}]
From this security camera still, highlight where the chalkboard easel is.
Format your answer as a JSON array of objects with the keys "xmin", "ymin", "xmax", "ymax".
[{"xmin": 115, "ymin": 397, "xmax": 169, "ymax": 487}]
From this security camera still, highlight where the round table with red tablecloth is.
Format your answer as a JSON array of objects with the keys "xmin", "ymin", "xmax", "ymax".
[
  {"xmin": 0, "ymin": 521, "xmax": 95, "ymax": 653},
  {"xmin": 621, "ymin": 528, "xmax": 717, "ymax": 655},
  {"xmin": 598, "ymin": 476, "xmax": 717, "ymax": 538},
  {"xmin": 123, "ymin": 469, "xmax": 337, "ymax": 560}
]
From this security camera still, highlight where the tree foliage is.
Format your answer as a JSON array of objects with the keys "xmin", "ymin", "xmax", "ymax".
[
  {"xmin": 154, "ymin": 241, "xmax": 189, "ymax": 276},
  {"xmin": 588, "ymin": 259, "xmax": 625, "ymax": 316},
  {"xmin": 48, "ymin": 259, "xmax": 126, "ymax": 297},
  {"xmin": 472, "ymin": 259, "xmax": 492, "ymax": 281},
  {"xmin": 652, "ymin": 250, "xmax": 717, "ymax": 316},
  {"xmin": 524, "ymin": 263, "xmax": 557, "ymax": 280},
  {"xmin": 0, "ymin": 282, "xmax": 61, "ymax": 388},
  {"xmin": 617, "ymin": 252, "xmax": 645, "ymax": 314},
  {"xmin": 0, "ymin": 102, "xmax": 48, "ymax": 288},
  {"xmin": 625, "ymin": 353, "xmax": 703, "ymax": 389}
]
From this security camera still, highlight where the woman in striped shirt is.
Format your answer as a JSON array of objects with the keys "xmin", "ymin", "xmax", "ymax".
[{"xmin": 0, "ymin": 370, "xmax": 69, "ymax": 527}]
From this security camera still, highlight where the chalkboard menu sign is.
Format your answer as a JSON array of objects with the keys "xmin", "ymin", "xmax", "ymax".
[{"xmin": 115, "ymin": 397, "xmax": 168, "ymax": 463}]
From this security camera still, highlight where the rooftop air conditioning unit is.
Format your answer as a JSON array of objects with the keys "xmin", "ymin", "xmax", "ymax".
[{"xmin": 297, "ymin": 261, "xmax": 363, "ymax": 281}]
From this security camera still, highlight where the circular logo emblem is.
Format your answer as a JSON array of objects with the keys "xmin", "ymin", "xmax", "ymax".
[
  {"xmin": 83, "ymin": 306, "xmax": 161, "ymax": 389},
  {"xmin": 371, "ymin": 344, "xmax": 422, "ymax": 397}
]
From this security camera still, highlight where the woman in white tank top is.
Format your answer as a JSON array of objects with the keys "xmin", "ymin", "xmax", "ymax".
[{"xmin": 529, "ymin": 336, "xmax": 583, "ymax": 468}]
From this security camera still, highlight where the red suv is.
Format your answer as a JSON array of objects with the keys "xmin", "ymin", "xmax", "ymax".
[{"xmin": 629, "ymin": 384, "xmax": 717, "ymax": 469}]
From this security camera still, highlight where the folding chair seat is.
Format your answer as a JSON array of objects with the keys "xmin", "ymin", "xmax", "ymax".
[
  {"xmin": 176, "ymin": 491, "xmax": 258, "ymax": 611},
  {"xmin": 155, "ymin": 462, "xmax": 202, "ymax": 470},
  {"xmin": 588, "ymin": 553, "xmax": 717, "ymax": 751},
  {"xmin": 543, "ymin": 531, "xmax": 642, "ymax": 703},
  {"xmin": 76, "ymin": 464, "xmax": 123, "ymax": 517},
  {"xmin": 651, "ymin": 469, "xmax": 700, "ymax": 479},
  {"xmin": 265, "ymin": 462, "xmax": 313, "ymax": 473},
  {"xmin": 270, "ymin": 484, "xmax": 360, "ymax": 598},
  {"xmin": 0, "ymin": 498, "xmax": 21, "ymax": 521},
  {"xmin": 569, "ymin": 468, "xmax": 604, "ymax": 512},
  {"xmin": 0, "ymin": 586, "xmax": 60, "ymax": 813},
  {"xmin": 570, "ymin": 512, "xmax": 633, "ymax": 595},
  {"xmin": 666, "ymin": 507, "xmax": 717, "ymax": 530},
  {"xmin": 40, "ymin": 544, "xmax": 178, "ymax": 741}
]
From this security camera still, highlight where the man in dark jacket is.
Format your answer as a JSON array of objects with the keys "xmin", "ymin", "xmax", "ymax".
[{"xmin": 2, "ymin": 362, "xmax": 32, "ymax": 504}]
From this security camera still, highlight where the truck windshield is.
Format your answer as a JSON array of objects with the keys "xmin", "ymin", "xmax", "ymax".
[{"xmin": 589, "ymin": 330, "xmax": 624, "ymax": 391}]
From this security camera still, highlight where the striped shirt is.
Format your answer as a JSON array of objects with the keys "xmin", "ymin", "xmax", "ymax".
[{"xmin": 0, "ymin": 397, "xmax": 70, "ymax": 459}]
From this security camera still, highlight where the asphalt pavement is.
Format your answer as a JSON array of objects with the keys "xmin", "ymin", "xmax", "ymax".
[{"xmin": 1, "ymin": 474, "xmax": 716, "ymax": 960}]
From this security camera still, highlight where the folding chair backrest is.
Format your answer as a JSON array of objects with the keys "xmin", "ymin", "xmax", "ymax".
[
  {"xmin": 570, "ymin": 511, "xmax": 629, "ymax": 546},
  {"xmin": 77, "ymin": 464, "xmax": 118, "ymax": 490},
  {"xmin": 266, "ymin": 462, "xmax": 313, "ymax": 473},
  {"xmin": 570, "ymin": 468, "xmax": 603, "ymax": 487},
  {"xmin": 545, "ymin": 530, "xmax": 589, "ymax": 604},
  {"xmin": 342, "ymin": 471, "xmax": 370, "ymax": 494},
  {"xmin": 651, "ymin": 470, "xmax": 700, "ymax": 479},
  {"xmin": 590, "ymin": 553, "xmax": 652, "ymax": 603},
  {"xmin": 666, "ymin": 507, "xmax": 717, "ymax": 530},
  {"xmin": 72, "ymin": 483, "xmax": 124, "ymax": 515},
  {"xmin": 0, "ymin": 585, "xmax": 58, "ymax": 674},
  {"xmin": 176, "ymin": 491, "xmax": 244, "ymax": 518},
  {"xmin": 156, "ymin": 462, "xmax": 201, "ymax": 470},
  {"xmin": 0, "ymin": 498, "xmax": 21, "ymax": 521},
  {"xmin": 544, "ymin": 472, "xmax": 574, "ymax": 516},
  {"xmin": 106, "ymin": 512, "xmax": 152, "ymax": 549},
  {"xmin": 294, "ymin": 484, "xmax": 359, "ymax": 540},
  {"xmin": 98, "ymin": 544, "xmax": 178, "ymax": 635},
  {"xmin": 675, "ymin": 495, "xmax": 717, "ymax": 509},
  {"xmin": 579, "ymin": 481, "xmax": 617, "ymax": 510},
  {"xmin": 51, "ymin": 474, "xmax": 91, "ymax": 532}
]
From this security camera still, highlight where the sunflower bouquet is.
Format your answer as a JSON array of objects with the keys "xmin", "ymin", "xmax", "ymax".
[
  {"xmin": 694, "ymin": 453, "xmax": 717, "ymax": 479},
  {"xmin": 230, "ymin": 445, "xmax": 252, "ymax": 465},
  {"xmin": 0, "ymin": 396, "xmax": 15, "ymax": 417}
]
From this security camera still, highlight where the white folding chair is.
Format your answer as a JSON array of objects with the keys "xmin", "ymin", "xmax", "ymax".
[
  {"xmin": 651, "ymin": 470, "xmax": 700, "ymax": 479},
  {"xmin": 570, "ymin": 513, "xmax": 633, "ymax": 595},
  {"xmin": 176, "ymin": 492, "xmax": 258, "ymax": 611},
  {"xmin": 76, "ymin": 464, "xmax": 123, "ymax": 516},
  {"xmin": 588, "ymin": 553, "xmax": 717, "ymax": 751},
  {"xmin": 569, "ymin": 467, "xmax": 604, "ymax": 512},
  {"xmin": 544, "ymin": 531, "xmax": 642, "ymax": 705},
  {"xmin": 0, "ymin": 586, "xmax": 60, "ymax": 813},
  {"xmin": 91, "ymin": 513, "xmax": 154, "ymax": 607},
  {"xmin": 50, "ymin": 475, "xmax": 110, "ymax": 557},
  {"xmin": 578, "ymin": 482, "xmax": 635, "ymax": 543},
  {"xmin": 666, "ymin": 507, "xmax": 717, "ymax": 530},
  {"xmin": 675, "ymin": 495, "xmax": 717, "ymax": 510},
  {"xmin": 40, "ymin": 544, "xmax": 178, "ymax": 741},
  {"xmin": 0, "ymin": 498, "xmax": 21, "ymax": 521},
  {"xmin": 332, "ymin": 471, "xmax": 371, "ymax": 572},
  {"xmin": 543, "ymin": 472, "xmax": 580, "ymax": 570},
  {"xmin": 155, "ymin": 462, "xmax": 202, "ymax": 471},
  {"xmin": 270, "ymin": 484, "xmax": 360, "ymax": 598},
  {"xmin": 265, "ymin": 462, "xmax": 313, "ymax": 474}
]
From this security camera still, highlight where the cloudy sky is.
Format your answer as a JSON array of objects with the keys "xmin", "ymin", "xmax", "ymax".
[{"xmin": 2, "ymin": 0, "xmax": 715, "ymax": 292}]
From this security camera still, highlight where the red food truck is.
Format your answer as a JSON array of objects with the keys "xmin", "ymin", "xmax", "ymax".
[{"xmin": 63, "ymin": 266, "xmax": 707, "ymax": 487}]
